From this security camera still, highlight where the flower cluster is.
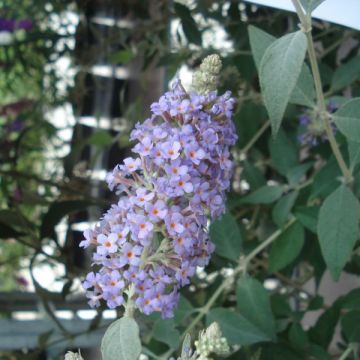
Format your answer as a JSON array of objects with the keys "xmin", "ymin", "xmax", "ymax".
[
  {"xmin": 298, "ymin": 101, "xmax": 338, "ymax": 146},
  {"xmin": 80, "ymin": 78, "xmax": 237, "ymax": 318},
  {"xmin": 0, "ymin": 18, "xmax": 33, "ymax": 32},
  {"xmin": 0, "ymin": 18, "xmax": 33, "ymax": 45}
]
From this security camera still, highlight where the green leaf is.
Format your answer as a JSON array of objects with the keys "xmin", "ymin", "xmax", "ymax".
[
  {"xmin": 269, "ymin": 222, "xmax": 305, "ymax": 272},
  {"xmin": 341, "ymin": 288, "xmax": 360, "ymax": 310},
  {"xmin": 242, "ymin": 161, "xmax": 266, "ymax": 190},
  {"xmin": 348, "ymin": 141, "xmax": 360, "ymax": 171},
  {"xmin": 173, "ymin": 296, "xmax": 195, "ymax": 323},
  {"xmin": 236, "ymin": 277, "xmax": 277, "ymax": 341},
  {"xmin": 289, "ymin": 64, "xmax": 316, "ymax": 107},
  {"xmin": 40, "ymin": 200, "xmax": 95, "ymax": 239},
  {"xmin": 153, "ymin": 318, "xmax": 180, "ymax": 349},
  {"xmin": 272, "ymin": 191, "xmax": 299, "ymax": 227},
  {"xmin": 0, "ymin": 209, "xmax": 31, "ymax": 229},
  {"xmin": 248, "ymin": 25, "xmax": 314, "ymax": 108},
  {"xmin": 331, "ymin": 56, "xmax": 360, "ymax": 91},
  {"xmin": 174, "ymin": 2, "xmax": 202, "ymax": 46},
  {"xmin": 234, "ymin": 103, "xmax": 267, "ymax": 149},
  {"xmin": 317, "ymin": 185, "xmax": 360, "ymax": 280},
  {"xmin": 333, "ymin": 98, "xmax": 360, "ymax": 142},
  {"xmin": 308, "ymin": 344, "xmax": 331, "ymax": 360},
  {"xmin": 243, "ymin": 160, "xmax": 266, "ymax": 190},
  {"xmin": 37, "ymin": 330, "xmax": 54, "ymax": 348},
  {"xmin": 110, "ymin": 49, "xmax": 135, "ymax": 65},
  {"xmin": 209, "ymin": 211, "xmax": 242, "ymax": 261},
  {"xmin": 88, "ymin": 130, "xmax": 113, "ymax": 147},
  {"xmin": 300, "ymin": 0, "xmax": 326, "ymax": 13},
  {"xmin": 308, "ymin": 301, "xmax": 341, "ymax": 348},
  {"xmin": 0, "ymin": 223, "xmax": 23, "ymax": 239},
  {"xmin": 240, "ymin": 185, "xmax": 283, "ymax": 205},
  {"xmin": 286, "ymin": 162, "xmax": 313, "ymax": 186},
  {"xmin": 289, "ymin": 323, "xmax": 308, "ymax": 352},
  {"xmin": 248, "ymin": 25, "xmax": 275, "ymax": 69},
  {"xmin": 269, "ymin": 129, "xmax": 298, "ymax": 176},
  {"xmin": 310, "ymin": 157, "xmax": 341, "ymax": 200},
  {"xmin": 341, "ymin": 311, "xmax": 360, "ymax": 342},
  {"xmin": 101, "ymin": 317, "xmax": 141, "ymax": 360},
  {"xmin": 207, "ymin": 308, "xmax": 273, "ymax": 345},
  {"xmin": 259, "ymin": 31, "xmax": 307, "ymax": 135}
]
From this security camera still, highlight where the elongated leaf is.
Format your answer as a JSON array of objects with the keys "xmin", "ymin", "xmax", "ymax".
[
  {"xmin": 331, "ymin": 56, "xmax": 360, "ymax": 91},
  {"xmin": 207, "ymin": 308, "xmax": 272, "ymax": 345},
  {"xmin": 269, "ymin": 222, "xmax": 305, "ymax": 272},
  {"xmin": 348, "ymin": 141, "xmax": 360, "ymax": 171},
  {"xmin": 300, "ymin": 0, "xmax": 326, "ymax": 13},
  {"xmin": 310, "ymin": 157, "xmax": 341, "ymax": 200},
  {"xmin": 173, "ymin": 296, "xmax": 195, "ymax": 323},
  {"xmin": 269, "ymin": 129, "xmax": 298, "ymax": 176},
  {"xmin": 341, "ymin": 311, "xmax": 360, "ymax": 342},
  {"xmin": 341, "ymin": 288, "xmax": 360, "ymax": 310},
  {"xmin": 209, "ymin": 211, "xmax": 242, "ymax": 261},
  {"xmin": 40, "ymin": 200, "xmax": 94, "ymax": 239},
  {"xmin": 260, "ymin": 31, "xmax": 307, "ymax": 134},
  {"xmin": 174, "ymin": 2, "xmax": 202, "ymax": 45},
  {"xmin": 290, "ymin": 64, "xmax": 316, "ymax": 107},
  {"xmin": 286, "ymin": 162, "xmax": 313, "ymax": 186},
  {"xmin": 101, "ymin": 317, "xmax": 141, "ymax": 360},
  {"xmin": 295, "ymin": 206, "xmax": 319, "ymax": 233},
  {"xmin": 317, "ymin": 185, "xmax": 360, "ymax": 280},
  {"xmin": 272, "ymin": 191, "xmax": 299, "ymax": 227},
  {"xmin": 249, "ymin": 25, "xmax": 314, "ymax": 108},
  {"xmin": 0, "ymin": 223, "xmax": 23, "ymax": 239},
  {"xmin": 309, "ymin": 301, "xmax": 341, "ymax": 348},
  {"xmin": 153, "ymin": 319, "xmax": 180, "ymax": 349},
  {"xmin": 333, "ymin": 98, "xmax": 360, "ymax": 142},
  {"xmin": 236, "ymin": 277, "xmax": 277, "ymax": 341},
  {"xmin": 248, "ymin": 25, "xmax": 275, "ymax": 69},
  {"xmin": 239, "ymin": 185, "xmax": 283, "ymax": 205},
  {"xmin": 88, "ymin": 130, "xmax": 113, "ymax": 147}
]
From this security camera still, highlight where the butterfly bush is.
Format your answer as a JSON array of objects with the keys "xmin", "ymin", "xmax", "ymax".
[{"xmin": 80, "ymin": 67, "xmax": 237, "ymax": 318}]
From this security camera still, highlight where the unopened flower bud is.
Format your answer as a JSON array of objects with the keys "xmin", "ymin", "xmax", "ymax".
[
  {"xmin": 192, "ymin": 54, "xmax": 222, "ymax": 94},
  {"xmin": 64, "ymin": 351, "xmax": 84, "ymax": 360}
]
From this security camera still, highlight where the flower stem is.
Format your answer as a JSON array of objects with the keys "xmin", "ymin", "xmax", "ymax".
[{"xmin": 291, "ymin": 0, "xmax": 353, "ymax": 185}]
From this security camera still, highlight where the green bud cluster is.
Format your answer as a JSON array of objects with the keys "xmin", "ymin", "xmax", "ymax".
[
  {"xmin": 178, "ymin": 322, "xmax": 230, "ymax": 360},
  {"xmin": 195, "ymin": 324, "xmax": 229, "ymax": 359},
  {"xmin": 64, "ymin": 351, "xmax": 84, "ymax": 360},
  {"xmin": 192, "ymin": 54, "xmax": 222, "ymax": 94}
]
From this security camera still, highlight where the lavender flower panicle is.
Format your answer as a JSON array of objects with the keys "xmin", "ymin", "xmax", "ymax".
[{"xmin": 80, "ymin": 80, "xmax": 238, "ymax": 318}]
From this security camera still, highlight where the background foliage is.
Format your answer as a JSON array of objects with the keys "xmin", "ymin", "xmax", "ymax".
[{"xmin": 0, "ymin": 0, "xmax": 359, "ymax": 359}]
